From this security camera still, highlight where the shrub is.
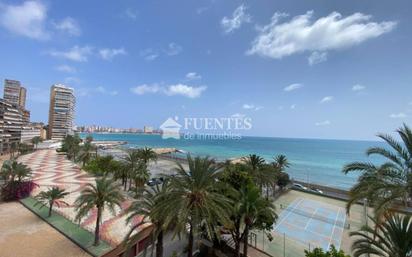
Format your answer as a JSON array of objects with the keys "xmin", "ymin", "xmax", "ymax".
[
  {"xmin": 1, "ymin": 181, "xmax": 38, "ymax": 201},
  {"xmin": 304, "ymin": 245, "xmax": 350, "ymax": 257}
]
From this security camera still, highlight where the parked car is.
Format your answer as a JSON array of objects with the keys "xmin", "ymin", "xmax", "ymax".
[
  {"xmin": 309, "ymin": 187, "xmax": 324, "ymax": 194},
  {"xmin": 147, "ymin": 178, "xmax": 163, "ymax": 186},
  {"xmin": 292, "ymin": 183, "xmax": 308, "ymax": 191}
]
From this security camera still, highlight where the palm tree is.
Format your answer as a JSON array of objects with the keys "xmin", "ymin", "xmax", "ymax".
[
  {"xmin": 242, "ymin": 154, "xmax": 265, "ymax": 171},
  {"xmin": 343, "ymin": 124, "xmax": 412, "ymax": 217},
  {"xmin": 0, "ymin": 160, "xmax": 32, "ymax": 183},
  {"xmin": 78, "ymin": 142, "xmax": 96, "ymax": 167},
  {"xmin": 156, "ymin": 156, "xmax": 232, "ymax": 257},
  {"xmin": 233, "ymin": 184, "xmax": 277, "ymax": 257},
  {"xmin": 138, "ymin": 147, "xmax": 157, "ymax": 164},
  {"xmin": 35, "ymin": 187, "xmax": 69, "ymax": 217},
  {"xmin": 31, "ymin": 136, "xmax": 43, "ymax": 149},
  {"xmin": 273, "ymin": 154, "xmax": 290, "ymax": 171},
  {"xmin": 242, "ymin": 155, "xmax": 276, "ymax": 195},
  {"xmin": 62, "ymin": 134, "xmax": 81, "ymax": 161},
  {"xmin": 350, "ymin": 214, "xmax": 412, "ymax": 257},
  {"xmin": 75, "ymin": 176, "xmax": 125, "ymax": 246},
  {"xmin": 124, "ymin": 149, "xmax": 141, "ymax": 190},
  {"xmin": 125, "ymin": 183, "xmax": 169, "ymax": 257},
  {"xmin": 131, "ymin": 162, "xmax": 150, "ymax": 189}
]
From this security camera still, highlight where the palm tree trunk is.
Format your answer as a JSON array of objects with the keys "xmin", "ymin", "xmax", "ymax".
[
  {"xmin": 243, "ymin": 225, "xmax": 249, "ymax": 257},
  {"xmin": 48, "ymin": 203, "xmax": 53, "ymax": 217},
  {"xmin": 94, "ymin": 207, "xmax": 102, "ymax": 246},
  {"xmin": 235, "ymin": 237, "xmax": 241, "ymax": 257},
  {"xmin": 156, "ymin": 230, "xmax": 163, "ymax": 257},
  {"xmin": 188, "ymin": 222, "xmax": 193, "ymax": 257}
]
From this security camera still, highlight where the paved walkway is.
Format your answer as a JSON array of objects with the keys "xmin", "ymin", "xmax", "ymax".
[
  {"xmin": 18, "ymin": 149, "xmax": 148, "ymax": 246},
  {"xmin": 0, "ymin": 201, "xmax": 90, "ymax": 257}
]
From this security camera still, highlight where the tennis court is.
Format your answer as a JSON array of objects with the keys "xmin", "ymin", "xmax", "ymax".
[{"xmin": 274, "ymin": 198, "xmax": 347, "ymax": 250}]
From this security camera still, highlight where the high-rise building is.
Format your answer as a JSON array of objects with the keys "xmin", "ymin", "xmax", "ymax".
[
  {"xmin": 0, "ymin": 99, "xmax": 23, "ymax": 154},
  {"xmin": 48, "ymin": 84, "xmax": 75, "ymax": 140},
  {"xmin": 3, "ymin": 79, "xmax": 26, "ymax": 108}
]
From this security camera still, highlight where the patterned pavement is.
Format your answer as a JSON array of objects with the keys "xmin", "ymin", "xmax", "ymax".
[{"xmin": 19, "ymin": 150, "xmax": 149, "ymax": 246}]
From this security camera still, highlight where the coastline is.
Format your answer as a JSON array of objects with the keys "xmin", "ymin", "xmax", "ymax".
[{"xmin": 85, "ymin": 133, "xmax": 382, "ymax": 190}]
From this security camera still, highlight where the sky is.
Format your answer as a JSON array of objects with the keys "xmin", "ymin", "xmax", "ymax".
[{"xmin": 0, "ymin": 0, "xmax": 411, "ymax": 140}]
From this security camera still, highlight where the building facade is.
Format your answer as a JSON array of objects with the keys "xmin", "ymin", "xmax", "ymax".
[
  {"xmin": 48, "ymin": 84, "xmax": 75, "ymax": 140},
  {"xmin": 0, "ymin": 99, "xmax": 23, "ymax": 154},
  {"xmin": 4, "ymin": 79, "xmax": 26, "ymax": 108}
]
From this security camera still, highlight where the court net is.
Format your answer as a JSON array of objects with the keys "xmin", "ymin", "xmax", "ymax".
[{"xmin": 281, "ymin": 204, "xmax": 349, "ymax": 229}]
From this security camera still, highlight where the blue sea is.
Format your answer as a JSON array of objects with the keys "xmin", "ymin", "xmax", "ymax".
[{"xmin": 81, "ymin": 133, "xmax": 385, "ymax": 190}]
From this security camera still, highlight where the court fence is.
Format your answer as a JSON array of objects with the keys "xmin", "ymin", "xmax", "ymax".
[{"xmin": 248, "ymin": 230, "xmax": 322, "ymax": 257}]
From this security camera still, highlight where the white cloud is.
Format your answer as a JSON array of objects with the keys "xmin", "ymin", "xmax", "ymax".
[
  {"xmin": 221, "ymin": 4, "xmax": 251, "ymax": 33},
  {"xmin": 64, "ymin": 77, "xmax": 81, "ymax": 85},
  {"xmin": 196, "ymin": 7, "xmax": 209, "ymax": 15},
  {"xmin": 277, "ymin": 106, "xmax": 284, "ymax": 110},
  {"xmin": 242, "ymin": 104, "xmax": 263, "ymax": 111},
  {"xmin": 0, "ymin": 1, "xmax": 49, "ymax": 40},
  {"xmin": 140, "ymin": 48, "xmax": 159, "ymax": 61},
  {"xmin": 55, "ymin": 65, "xmax": 76, "ymax": 73},
  {"xmin": 49, "ymin": 45, "xmax": 93, "ymax": 62},
  {"xmin": 124, "ymin": 8, "xmax": 138, "ymax": 20},
  {"xmin": 164, "ymin": 43, "xmax": 183, "ymax": 56},
  {"xmin": 185, "ymin": 72, "xmax": 202, "ymax": 81},
  {"xmin": 290, "ymin": 104, "xmax": 296, "ymax": 110},
  {"xmin": 409, "ymin": 102, "xmax": 412, "ymax": 106},
  {"xmin": 247, "ymin": 11, "xmax": 397, "ymax": 59},
  {"xmin": 95, "ymin": 86, "xmax": 118, "ymax": 96},
  {"xmin": 130, "ymin": 84, "xmax": 161, "ymax": 95},
  {"xmin": 389, "ymin": 112, "xmax": 407, "ymax": 119},
  {"xmin": 99, "ymin": 48, "xmax": 127, "ymax": 60},
  {"xmin": 130, "ymin": 84, "xmax": 206, "ymax": 98},
  {"xmin": 320, "ymin": 96, "xmax": 334, "ymax": 103},
  {"xmin": 77, "ymin": 86, "xmax": 118, "ymax": 97},
  {"xmin": 231, "ymin": 113, "xmax": 246, "ymax": 118},
  {"xmin": 308, "ymin": 51, "xmax": 327, "ymax": 65},
  {"xmin": 284, "ymin": 83, "xmax": 303, "ymax": 92},
  {"xmin": 315, "ymin": 120, "xmax": 331, "ymax": 126},
  {"xmin": 352, "ymin": 84, "xmax": 366, "ymax": 91},
  {"xmin": 165, "ymin": 84, "xmax": 206, "ymax": 98},
  {"xmin": 53, "ymin": 17, "xmax": 81, "ymax": 36}
]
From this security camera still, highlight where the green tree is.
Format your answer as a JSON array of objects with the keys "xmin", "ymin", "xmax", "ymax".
[
  {"xmin": 125, "ymin": 183, "xmax": 170, "ymax": 257},
  {"xmin": 31, "ymin": 136, "xmax": 43, "ymax": 149},
  {"xmin": 242, "ymin": 154, "xmax": 265, "ymax": 171},
  {"xmin": 304, "ymin": 245, "xmax": 350, "ymax": 257},
  {"xmin": 276, "ymin": 172, "xmax": 290, "ymax": 190},
  {"xmin": 156, "ymin": 156, "xmax": 232, "ymax": 257},
  {"xmin": 34, "ymin": 187, "xmax": 69, "ymax": 217},
  {"xmin": 233, "ymin": 184, "xmax": 277, "ymax": 257},
  {"xmin": 131, "ymin": 162, "xmax": 150, "ymax": 189},
  {"xmin": 0, "ymin": 159, "xmax": 32, "ymax": 183},
  {"xmin": 61, "ymin": 134, "xmax": 81, "ymax": 161},
  {"xmin": 84, "ymin": 155, "xmax": 116, "ymax": 176},
  {"xmin": 75, "ymin": 177, "xmax": 125, "ymax": 246},
  {"xmin": 273, "ymin": 154, "xmax": 291, "ymax": 170},
  {"xmin": 350, "ymin": 214, "xmax": 412, "ymax": 257},
  {"xmin": 123, "ymin": 149, "xmax": 141, "ymax": 190},
  {"xmin": 78, "ymin": 141, "xmax": 96, "ymax": 167},
  {"xmin": 138, "ymin": 147, "xmax": 157, "ymax": 164},
  {"xmin": 242, "ymin": 154, "xmax": 276, "ymax": 196},
  {"xmin": 18, "ymin": 143, "xmax": 33, "ymax": 155},
  {"xmin": 343, "ymin": 124, "xmax": 412, "ymax": 217}
]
